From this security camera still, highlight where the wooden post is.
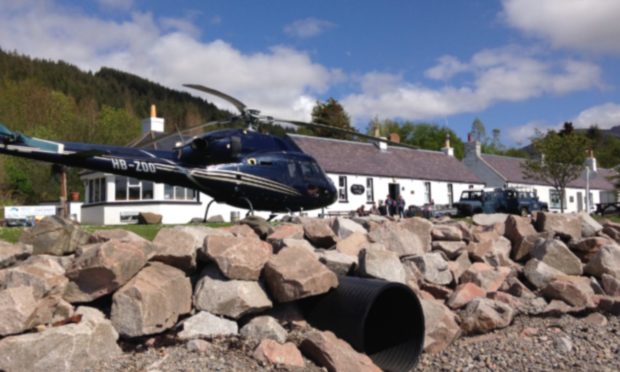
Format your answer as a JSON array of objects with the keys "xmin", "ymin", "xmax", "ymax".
[{"xmin": 60, "ymin": 167, "xmax": 68, "ymax": 218}]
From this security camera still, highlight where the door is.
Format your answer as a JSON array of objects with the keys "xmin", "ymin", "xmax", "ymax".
[{"xmin": 577, "ymin": 192, "xmax": 583, "ymax": 212}]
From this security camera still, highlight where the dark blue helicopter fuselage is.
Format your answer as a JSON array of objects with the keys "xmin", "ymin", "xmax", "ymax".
[{"xmin": 0, "ymin": 126, "xmax": 338, "ymax": 212}]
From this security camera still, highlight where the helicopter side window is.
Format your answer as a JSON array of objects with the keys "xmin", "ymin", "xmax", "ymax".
[
  {"xmin": 300, "ymin": 161, "xmax": 316, "ymax": 178},
  {"xmin": 288, "ymin": 161, "xmax": 297, "ymax": 178}
]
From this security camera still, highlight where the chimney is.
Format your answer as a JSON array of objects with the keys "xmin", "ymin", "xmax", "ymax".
[
  {"xmin": 442, "ymin": 133, "xmax": 454, "ymax": 157},
  {"xmin": 389, "ymin": 133, "xmax": 400, "ymax": 143},
  {"xmin": 141, "ymin": 104, "xmax": 164, "ymax": 133},
  {"xmin": 586, "ymin": 149, "xmax": 597, "ymax": 172},
  {"xmin": 464, "ymin": 132, "xmax": 481, "ymax": 158}
]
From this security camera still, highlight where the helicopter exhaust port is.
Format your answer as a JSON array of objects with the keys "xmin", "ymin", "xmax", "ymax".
[{"xmin": 301, "ymin": 276, "xmax": 425, "ymax": 371}]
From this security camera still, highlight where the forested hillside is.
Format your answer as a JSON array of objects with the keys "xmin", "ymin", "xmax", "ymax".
[{"xmin": 0, "ymin": 49, "xmax": 230, "ymax": 206}]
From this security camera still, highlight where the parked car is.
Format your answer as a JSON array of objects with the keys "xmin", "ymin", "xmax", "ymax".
[{"xmin": 454, "ymin": 187, "xmax": 548, "ymax": 217}]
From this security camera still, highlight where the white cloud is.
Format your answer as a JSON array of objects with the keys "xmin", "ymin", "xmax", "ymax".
[
  {"xmin": 343, "ymin": 47, "xmax": 602, "ymax": 123},
  {"xmin": 0, "ymin": 1, "xmax": 339, "ymax": 121},
  {"xmin": 573, "ymin": 103, "xmax": 620, "ymax": 129},
  {"xmin": 502, "ymin": 0, "xmax": 620, "ymax": 54},
  {"xmin": 284, "ymin": 18, "xmax": 335, "ymax": 39},
  {"xmin": 507, "ymin": 102, "xmax": 620, "ymax": 144},
  {"xmin": 425, "ymin": 56, "xmax": 469, "ymax": 80}
]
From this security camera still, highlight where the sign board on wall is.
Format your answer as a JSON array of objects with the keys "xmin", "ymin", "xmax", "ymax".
[
  {"xmin": 350, "ymin": 184, "xmax": 365, "ymax": 195},
  {"xmin": 4, "ymin": 205, "xmax": 56, "ymax": 219}
]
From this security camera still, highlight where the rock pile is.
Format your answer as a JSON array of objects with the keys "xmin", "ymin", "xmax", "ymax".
[{"xmin": 1, "ymin": 212, "xmax": 619, "ymax": 371}]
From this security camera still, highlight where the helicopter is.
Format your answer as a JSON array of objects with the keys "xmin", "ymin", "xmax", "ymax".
[{"xmin": 0, "ymin": 84, "xmax": 407, "ymax": 216}]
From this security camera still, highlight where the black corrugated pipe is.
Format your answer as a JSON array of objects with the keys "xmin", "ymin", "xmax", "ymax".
[{"xmin": 302, "ymin": 276, "xmax": 425, "ymax": 371}]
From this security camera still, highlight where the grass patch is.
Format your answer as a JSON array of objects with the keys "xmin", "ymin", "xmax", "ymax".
[
  {"xmin": 1, "ymin": 222, "xmax": 233, "ymax": 243},
  {"xmin": 0, "ymin": 227, "xmax": 27, "ymax": 243}
]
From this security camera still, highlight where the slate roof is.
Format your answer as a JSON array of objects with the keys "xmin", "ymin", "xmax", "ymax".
[
  {"xmin": 291, "ymin": 134, "xmax": 482, "ymax": 184},
  {"xmin": 481, "ymin": 154, "xmax": 616, "ymax": 190}
]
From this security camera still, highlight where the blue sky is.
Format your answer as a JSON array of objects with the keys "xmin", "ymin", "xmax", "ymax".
[{"xmin": 2, "ymin": 0, "xmax": 620, "ymax": 146}]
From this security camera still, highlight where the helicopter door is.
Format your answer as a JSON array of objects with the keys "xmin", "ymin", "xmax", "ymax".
[{"xmin": 230, "ymin": 136, "xmax": 242, "ymax": 156}]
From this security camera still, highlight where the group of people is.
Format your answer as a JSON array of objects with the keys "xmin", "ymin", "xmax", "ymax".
[{"xmin": 356, "ymin": 194, "xmax": 407, "ymax": 218}]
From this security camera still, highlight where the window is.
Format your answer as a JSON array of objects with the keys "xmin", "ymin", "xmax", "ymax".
[
  {"xmin": 549, "ymin": 189, "xmax": 564, "ymax": 209},
  {"xmin": 164, "ymin": 184, "xmax": 198, "ymax": 201},
  {"xmin": 338, "ymin": 176, "xmax": 348, "ymax": 202},
  {"xmin": 366, "ymin": 178, "xmax": 374, "ymax": 204},
  {"xmin": 87, "ymin": 177, "xmax": 106, "ymax": 203},
  {"xmin": 447, "ymin": 184, "xmax": 453, "ymax": 207},
  {"xmin": 424, "ymin": 182, "xmax": 432, "ymax": 204},
  {"xmin": 114, "ymin": 176, "xmax": 154, "ymax": 201}
]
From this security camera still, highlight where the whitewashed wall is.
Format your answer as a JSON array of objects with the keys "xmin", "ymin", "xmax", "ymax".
[{"xmin": 507, "ymin": 182, "xmax": 609, "ymax": 213}]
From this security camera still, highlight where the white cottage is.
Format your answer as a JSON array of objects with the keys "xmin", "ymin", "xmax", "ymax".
[
  {"xmin": 291, "ymin": 134, "xmax": 484, "ymax": 214},
  {"xmin": 462, "ymin": 139, "xmax": 617, "ymax": 213}
]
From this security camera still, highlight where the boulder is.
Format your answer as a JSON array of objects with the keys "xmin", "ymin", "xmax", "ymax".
[
  {"xmin": 88, "ymin": 229, "xmax": 156, "ymax": 259},
  {"xmin": 460, "ymin": 298, "xmax": 515, "ymax": 334},
  {"xmin": 203, "ymin": 235, "xmax": 272, "ymax": 280},
  {"xmin": 226, "ymin": 224, "xmax": 260, "ymax": 238},
  {"xmin": 420, "ymin": 299, "xmax": 461, "ymax": 353},
  {"xmin": 410, "ymin": 252, "xmax": 452, "ymax": 286},
  {"xmin": 359, "ymin": 248, "xmax": 407, "ymax": 284},
  {"xmin": 431, "ymin": 240, "xmax": 466, "ymax": 259},
  {"xmin": 253, "ymin": 339, "xmax": 305, "ymax": 368},
  {"xmin": 447, "ymin": 251, "xmax": 472, "ymax": 283},
  {"xmin": 473, "ymin": 213, "xmax": 509, "ymax": 227},
  {"xmin": 300, "ymin": 330, "xmax": 381, "ymax": 372},
  {"xmin": 535, "ymin": 212, "xmax": 581, "ymax": 242},
  {"xmin": 193, "ymin": 267, "xmax": 272, "ymax": 319},
  {"xmin": 151, "ymin": 227, "xmax": 202, "ymax": 272},
  {"xmin": 510, "ymin": 232, "xmax": 553, "ymax": 262},
  {"xmin": 578, "ymin": 212, "xmax": 603, "ymax": 237},
  {"xmin": 570, "ymin": 237, "xmax": 611, "ymax": 263},
  {"xmin": 523, "ymin": 259, "xmax": 565, "ymax": 289},
  {"xmin": 63, "ymin": 239, "xmax": 147, "ymax": 303},
  {"xmin": 602, "ymin": 273, "xmax": 620, "ymax": 296},
  {"xmin": 602, "ymin": 224, "xmax": 620, "ymax": 244},
  {"xmin": 335, "ymin": 232, "xmax": 369, "ymax": 258},
  {"xmin": 584, "ymin": 244, "xmax": 620, "ymax": 280},
  {"xmin": 19, "ymin": 216, "xmax": 91, "ymax": 256},
  {"xmin": 277, "ymin": 238, "xmax": 316, "ymax": 253},
  {"xmin": 316, "ymin": 250, "xmax": 357, "ymax": 276},
  {"xmin": 431, "ymin": 224, "xmax": 463, "ymax": 241},
  {"xmin": 368, "ymin": 218, "xmax": 432, "ymax": 257},
  {"xmin": 542, "ymin": 276, "xmax": 596, "ymax": 307},
  {"xmin": 332, "ymin": 218, "xmax": 367, "ymax": 239},
  {"xmin": 178, "ymin": 311, "xmax": 238, "ymax": 340},
  {"xmin": 240, "ymin": 315, "xmax": 288, "ymax": 343},
  {"xmin": 467, "ymin": 237, "xmax": 513, "ymax": 267},
  {"xmin": 3, "ymin": 256, "xmax": 68, "ymax": 299},
  {"xmin": 530, "ymin": 239, "xmax": 583, "ymax": 276},
  {"xmin": 111, "ymin": 262, "xmax": 192, "ymax": 337},
  {"xmin": 0, "ymin": 241, "xmax": 32, "ymax": 269},
  {"xmin": 137, "ymin": 212, "xmax": 162, "ymax": 225},
  {"xmin": 267, "ymin": 224, "xmax": 305, "ymax": 248},
  {"xmin": 302, "ymin": 218, "xmax": 339, "ymax": 248},
  {"xmin": 0, "ymin": 286, "xmax": 38, "ymax": 336},
  {"xmin": 0, "ymin": 306, "xmax": 121, "ymax": 372},
  {"xmin": 240, "ymin": 215, "xmax": 274, "ymax": 239},
  {"xmin": 459, "ymin": 262, "xmax": 510, "ymax": 292},
  {"xmin": 504, "ymin": 215, "xmax": 538, "ymax": 260},
  {"xmin": 446, "ymin": 283, "xmax": 486, "ymax": 310},
  {"xmin": 264, "ymin": 246, "xmax": 338, "ymax": 303},
  {"xmin": 471, "ymin": 224, "xmax": 502, "ymax": 244}
]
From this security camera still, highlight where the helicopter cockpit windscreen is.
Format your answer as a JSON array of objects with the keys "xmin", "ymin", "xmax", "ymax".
[{"xmin": 298, "ymin": 160, "xmax": 323, "ymax": 180}]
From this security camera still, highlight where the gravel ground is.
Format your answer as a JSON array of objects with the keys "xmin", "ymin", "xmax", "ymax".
[
  {"xmin": 86, "ymin": 314, "xmax": 619, "ymax": 372},
  {"xmin": 416, "ymin": 314, "xmax": 620, "ymax": 372}
]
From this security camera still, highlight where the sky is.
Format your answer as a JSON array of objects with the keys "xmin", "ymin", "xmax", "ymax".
[{"xmin": 1, "ymin": 0, "xmax": 620, "ymax": 146}]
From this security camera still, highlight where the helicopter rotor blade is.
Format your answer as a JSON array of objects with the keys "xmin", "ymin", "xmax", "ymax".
[
  {"xmin": 270, "ymin": 117, "xmax": 419, "ymax": 149},
  {"xmin": 184, "ymin": 84, "xmax": 247, "ymax": 115},
  {"xmin": 134, "ymin": 119, "xmax": 235, "ymax": 149}
]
